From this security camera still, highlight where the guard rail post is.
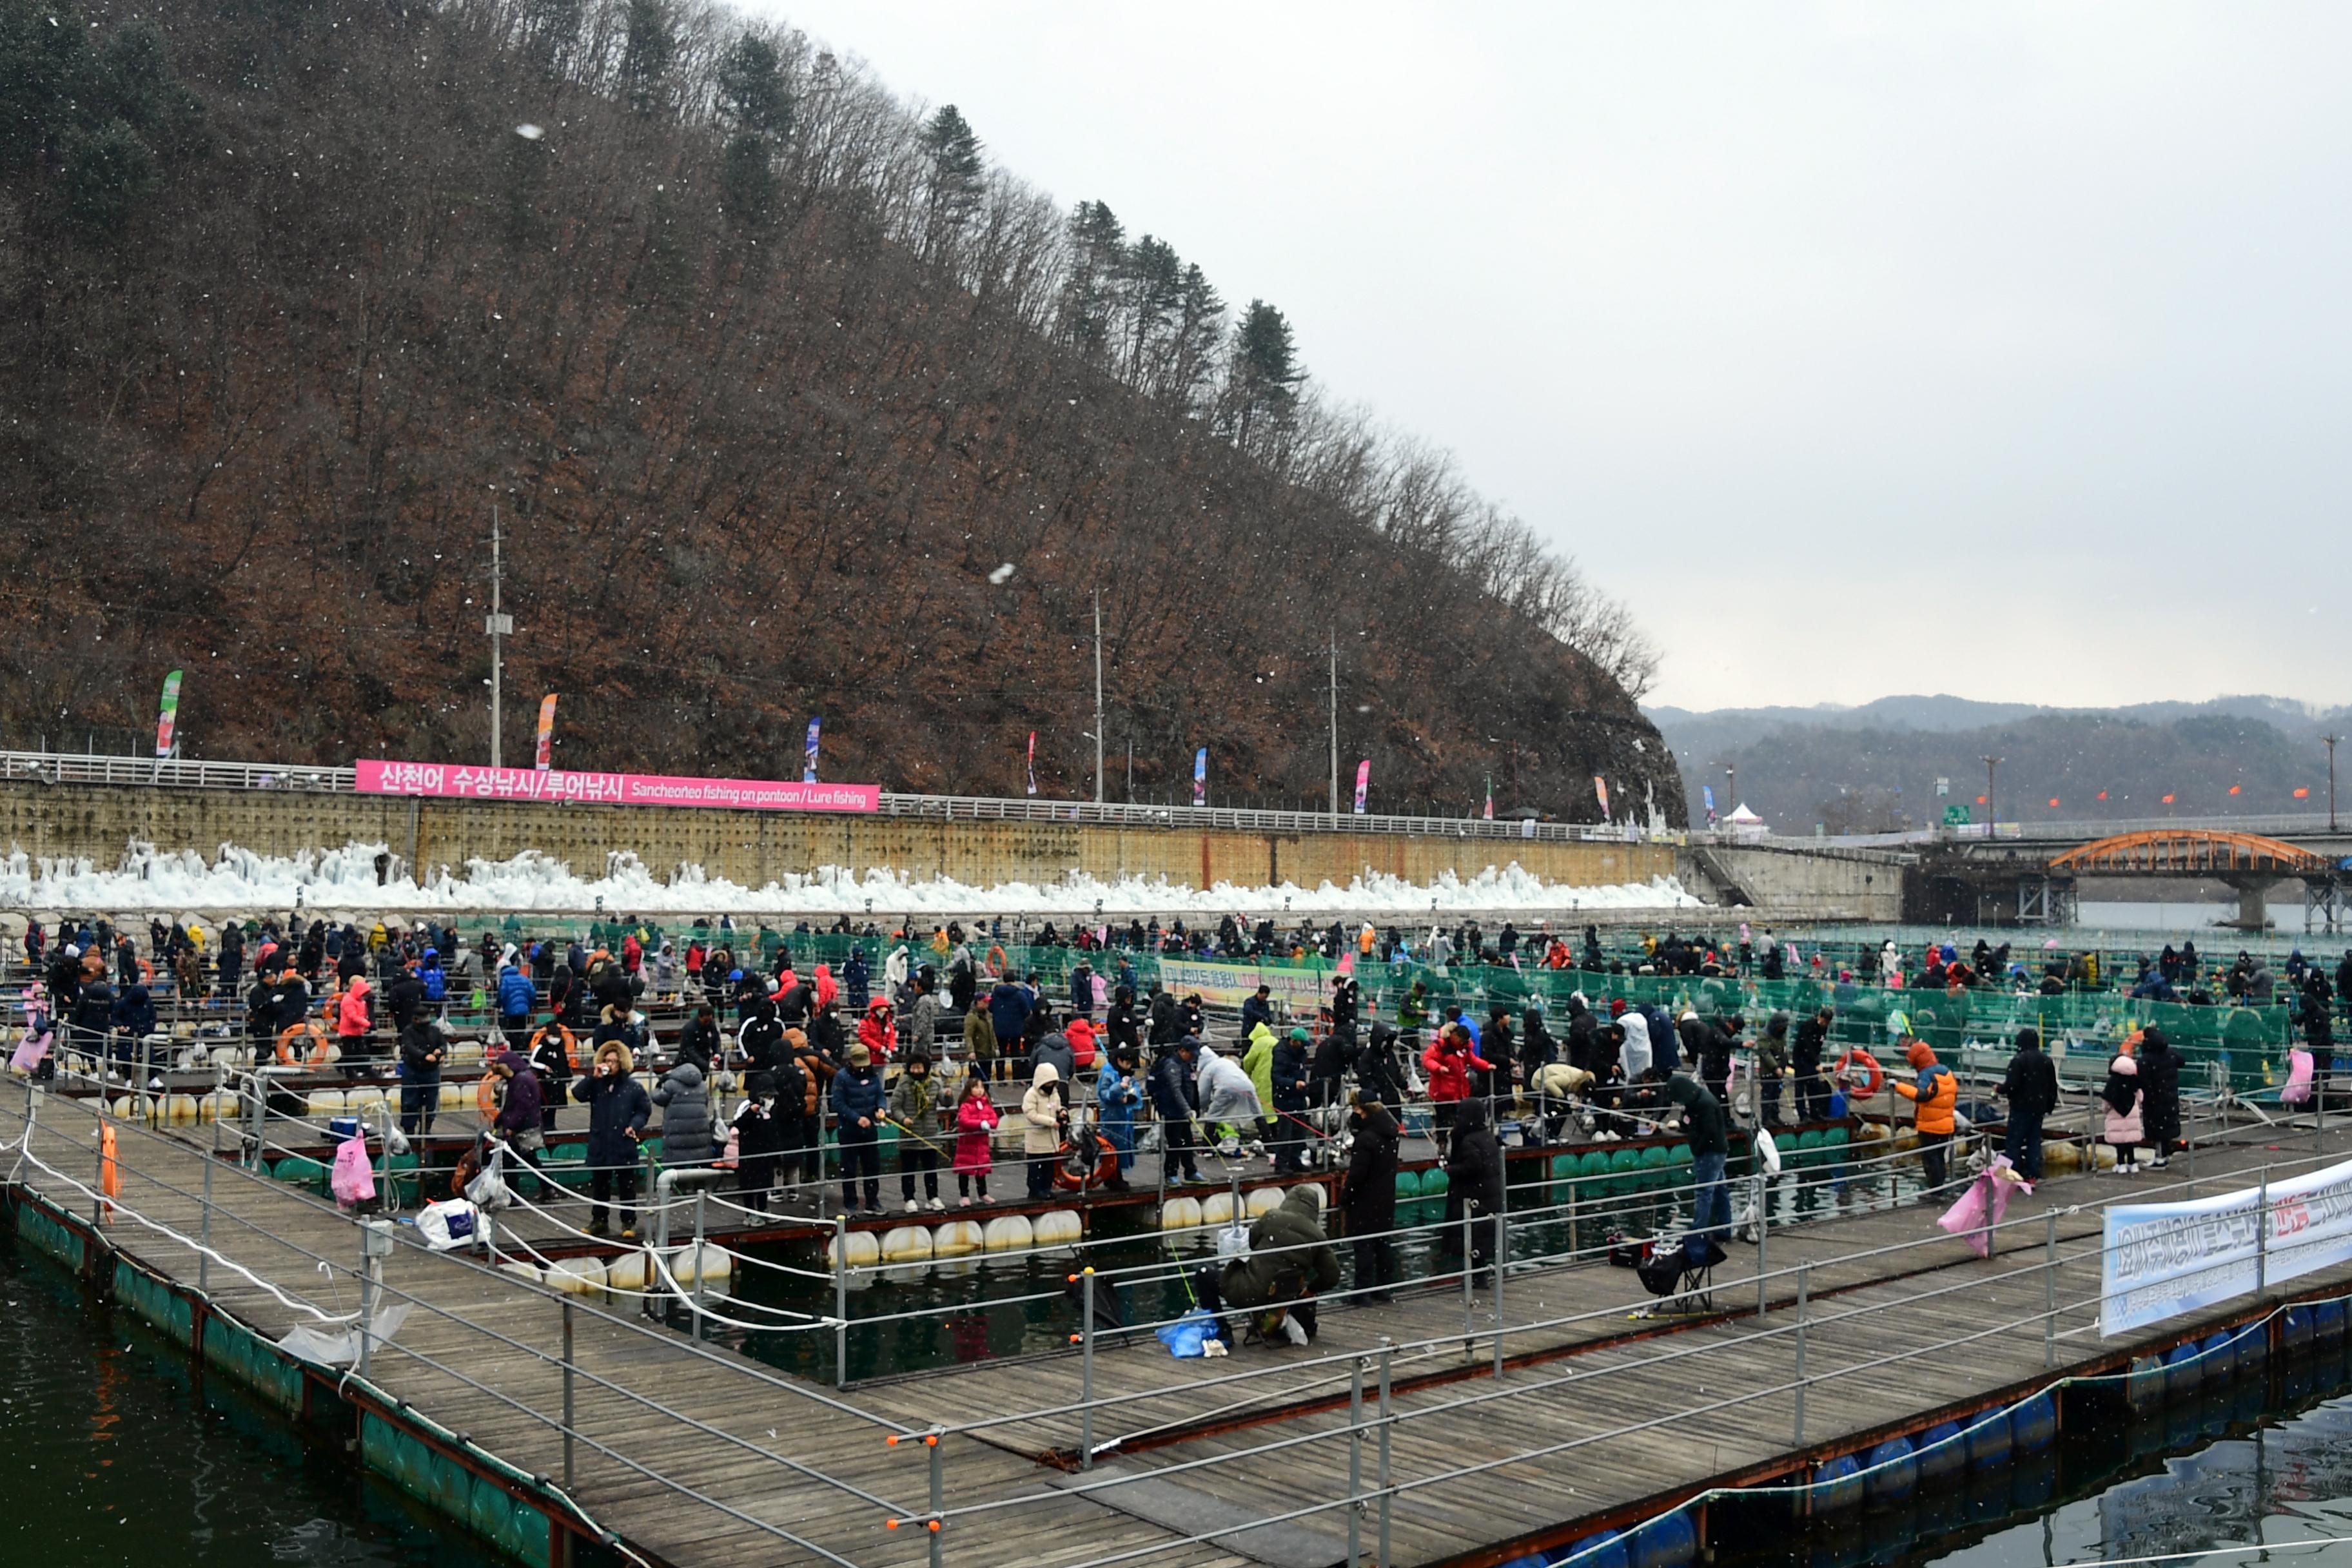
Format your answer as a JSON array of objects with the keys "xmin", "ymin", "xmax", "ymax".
[
  {"xmin": 1493, "ymin": 1211, "xmax": 1509, "ymax": 1377},
  {"xmin": 357, "ymin": 1218, "xmax": 393, "ymax": 1381},
  {"xmin": 1755, "ymin": 1171, "xmax": 1770, "ymax": 1318},
  {"xmin": 927, "ymin": 1425, "xmax": 946, "ymax": 1568},
  {"xmin": 833, "ymin": 1213, "xmax": 849, "ymax": 1386},
  {"xmin": 1461, "ymin": 1210, "xmax": 1476, "ymax": 1362},
  {"xmin": 560, "ymin": 1298, "xmax": 576, "ymax": 1491},
  {"xmin": 1078, "ymin": 1266, "xmax": 1097, "ymax": 1471},
  {"xmin": 198, "ymin": 1148, "xmax": 215, "ymax": 1295},
  {"xmin": 692, "ymin": 1188, "xmax": 709, "ymax": 1337},
  {"xmin": 1377, "ymin": 1338, "xmax": 1395, "ymax": 1568},
  {"xmin": 2044, "ymin": 1209, "xmax": 2057, "ymax": 1368},
  {"xmin": 1347, "ymin": 1355, "xmax": 1366, "ymax": 1567},
  {"xmin": 1792, "ymin": 1260, "xmax": 1808, "ymax": 1443},
  {"xmin": 2257, "ymin": 1167, "xmax": 2271, "ymax": 1293}
]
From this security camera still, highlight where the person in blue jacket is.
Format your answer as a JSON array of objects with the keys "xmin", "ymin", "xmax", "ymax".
[
  {"xmin": 830, "ymin": 1041, "xmax": 888, "ymax": 1213},
  {"xmin": 496, "ymin": 963, "xmax": 536, "ymax": 1050},
  {"xmin": 988, "ymin": 977, "xmax": 1034, "ymax": 1083},
  {"xmin": 1148, "ymin": 1037, "xmax": 1203, "ymax": 1184},
  {"xmin": 1095, "ymin": 1043, "xmax": 1141, "ymax": 1190},
  {"xmin": 110, "ymin": 981, "xmax": 157, "ymax": 1084}
]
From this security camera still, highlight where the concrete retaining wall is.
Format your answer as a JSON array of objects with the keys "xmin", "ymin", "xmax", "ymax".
[{"xmin": 0, "ymin": 781, "xmax": 1676, "ymax": 896}]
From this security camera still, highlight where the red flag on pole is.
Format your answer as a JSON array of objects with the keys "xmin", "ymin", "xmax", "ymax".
[{"xmin": 1025, "ymin": 731, "xmax": 1037, "ymax": 797}]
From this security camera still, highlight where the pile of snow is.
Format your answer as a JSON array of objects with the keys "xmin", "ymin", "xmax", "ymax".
[{"xmin": 0, "ymin": 841, "xmax": 1707, "ymax": 917}]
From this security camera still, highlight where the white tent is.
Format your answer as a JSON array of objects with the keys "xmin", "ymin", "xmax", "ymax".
[{"xmin": 1723, "ymin": 803, "xmax": 1769, "ymax": 839}]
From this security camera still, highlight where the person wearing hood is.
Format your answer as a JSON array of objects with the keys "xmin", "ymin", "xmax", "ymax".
[
  {"xmin": 783, "ymin": 1027, "xmax": 829, "ymax": 1188},
  {"xmin": 1792, "ymin": 1006, "xmax": 1834, "ymax": 1122},
  {"xmin": 1028, "ymin": 1025, "xmax": 1077, "ymax": 1088},
  {"xmin": 1442, "ymin": 1097, "xmax": 1507, "ymax": 1276},
  {"xmin": 2137, "ymin": 1028, "xmax": 2182, "ymax": 1166},
  {"xmin": 1269, "ymin": 1026, "xmax": 1313, "ymax": 1173},
  {"xmin": 1753, "ymin": 1012, "xmax": 1793, "ymax": 1129},
  {"xmin": 654, "ymin": 1053, "xmax": 714, "ymax": 1168},
  {"xmin": 988, "ymin": 977, "xmax": 1033, "ymax": 1083},
  {"xmin": 1195, "ymin": 1044, "xmax": 1265, "ymax": 1152},
  {"xmin": 1894, "ymin": 1040, "xmax": 1958, "ymax": 1191},
  {"xmin": 1146, "ymin": 986, "xmax": 1181, "ymax": 1050},
  {"xmin": 488, "ymin": 1047, "xmax": 549, "ymax": 1197},
  {"xmin": 1338, "ymin": 1092, "xmax": 1401, "ymax": 1300},
  {"xmin": 397, "ymin": 1017, "xmax": 447, "ymax": 1137},
  {"xmin": 496, "ymin": 963, "xmax": 536, "ymax": 1050},
  {"xmin": 950, "ymin": 1075, "xmax": 1001, "ymax": 1204},
  {"xmin": 2102, "ymin": 1046, "xmax": 2144, "ymax": 1172},
  {"xmin": 572, "ymin": 1040, "xmax": 650, "ymax": 1237},
  {"xmin": 1520, "ymin": 1001, "xmax": 1559, "ymax": 1079},
  {"xmin": 109, "ymin": 979, "xmax": 156, "ymax": 1086},
  {"xmin": 1618, "ymin": 1008, "xmax": 1655, "ymax": 1084},
  {"xmin": 334, "ymin": 972, "xmax": 377, "ymax": 1075},
  {"xmin": 2304, "ymin": 969, "xmax": 2336, "ymax": 1115},
  {"xmin": 527, "ymin": 1018, "xmax": 575, "ymax": 1135},
  {"xmin": 1021, "ymin": 1060, "xmax": 1069, "ymax": 1199},
  {"xmin": 832, "ymin": 1041, "xmax": 888, "ymax": 1212},
  {"xmin": 1664, "ymin": 1072, "xmax": 1730, "ymax": 1239},
  {"xmin": 1240, "ymin": 1020, "xmax": 1280, "ymax": 1149},
  {"xmin": 888, "ymin": 1050, "xmax": 946, "ymax": 1211},
  {"xmin": 1096, "ymin": 1043, "xmax": 1141, "ymax": 1188},
  {"xmin": 1999, "ymin": 1027, "xmax": 2058, "ymax": 1179},
  {"xmin": 1215, "ymin": 1185, "xmax": 1342, "ymax": 1345},
  {"xmin": 1357, "ymin": 1021, "xmax": 1406, "ymax": 1108},
  {"xmin": 1148, "ymin": 1037, "xmax": 1204, "ymax": 1184},
  {"xmin": 856, "ymin": 998, "xmax": 898, "ymax": 1064},
  {"xmin": 75, "ymin": 972, "xmax": 119, "ymax": 1083}
]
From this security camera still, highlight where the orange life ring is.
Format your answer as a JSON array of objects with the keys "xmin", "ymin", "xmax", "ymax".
[
  {"xmin": 1834, "ymin": 1048, "xmax": 1883, "ymax": 1099},
  {"xmin": 276, "ymin": 1020, "xmax": 335, "ymax": 1067},
  {"xmin": 531, "ymin": 1023, "xmax": 579, "ymax": 1072},
  {"xmin": 1052, "ymin": 1130, "xmax": 1121, "ymax": 1192}
]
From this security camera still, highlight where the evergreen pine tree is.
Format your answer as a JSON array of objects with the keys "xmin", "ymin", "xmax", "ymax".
[
  {"xmin": 918, "ymin": 103, "xmax": 984, "ymax": 260},
  {"xmin": 1222, "ymin": 300, "xmax": 1304, "ymax": 447},
  {"xmin": 1055, "ymin": 199, "xmax": 1125, "ymax": 358},
  {"xmin": 620, "ymin": 0, "xmax": 674, "ymax": 115},
  {"xmin": 715, "ymin": 32, "xmax": 792, "ymax": 141}
]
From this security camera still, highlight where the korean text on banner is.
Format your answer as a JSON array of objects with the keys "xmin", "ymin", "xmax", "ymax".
[
  {"xmin": 534, "ymin": 694, "xmax": 557, "ymax": 770},
  {"xmin": 2101, "ymin": 1155, "xmax": 2352, "ymax": 1337},
  {"xmin": 1158, "ymin": 959, "xmax": 1331, "ymax": 1014},
  {"xmin": 356, "ymin": 760, "xmax": 879, "ymax": 814}
]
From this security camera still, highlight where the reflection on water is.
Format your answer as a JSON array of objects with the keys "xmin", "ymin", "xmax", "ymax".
[
  {"xmin": 1721, "ymin": 1340, "xmax": 2352, "ymax": 1568},
  {"xmin": 0, "ymin": 1243, "xmax": 502, "ymax": 1568}
]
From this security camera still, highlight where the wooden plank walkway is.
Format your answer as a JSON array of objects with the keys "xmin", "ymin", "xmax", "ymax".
[{"xmin": 8, "ymin": 1083, "xmax": 2346, "ymax": 1568}]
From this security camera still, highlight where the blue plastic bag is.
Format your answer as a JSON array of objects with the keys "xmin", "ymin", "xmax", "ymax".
[{"xmin": 1155, "ymin": 1307, "xmax": 1219, "ymax": 1359}]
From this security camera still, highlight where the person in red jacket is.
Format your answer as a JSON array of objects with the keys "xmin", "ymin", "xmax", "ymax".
[
  {"xmin": 335, "ymin": 973, "xmax": 375, "ymax": 1074},
  {"xmin": 1420, "ymin": 1023, "xmax": 1493, "ymax": 1155},
  {"xmin": 858, "ymin": 997, "xmax": 898, "ymax": 1063}
]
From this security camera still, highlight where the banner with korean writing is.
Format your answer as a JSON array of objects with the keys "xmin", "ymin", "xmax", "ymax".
[
  {"xmin": 534, "ymin": 695, "xmax": 558, "ymax": 770},
  {"xmin": 2102, "ymin": 1155, "xmax": 2352, "ymax": 1336},
  {"xmin": 1158, "ymin": 957, "xmax": 1332, "ymax": 1014},
  {"xmin": 357, "ymin": 760, "xmax": 879, "ymax": 814}
]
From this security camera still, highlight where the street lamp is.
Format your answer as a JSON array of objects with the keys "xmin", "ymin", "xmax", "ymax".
[{"xmin": 2327, "ymin": 734, "xmax": 2342, "ymax": 832}]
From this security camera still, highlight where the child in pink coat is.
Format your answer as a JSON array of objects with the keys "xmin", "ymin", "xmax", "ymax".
[{"xmin": 952, "ymin": 1076, "xmax": 1001, "ymax": 1206}]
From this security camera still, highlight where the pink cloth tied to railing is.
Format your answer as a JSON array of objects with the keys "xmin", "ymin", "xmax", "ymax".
[{"xmin": 1937, "ymin": 1155, "xmax": 2034, "ymax": 1258}]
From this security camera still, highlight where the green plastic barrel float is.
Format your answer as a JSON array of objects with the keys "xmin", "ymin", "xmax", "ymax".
[
  {"xmin": 1608, "ymin": 1146, "xmax": 1643, "ymax": 1195},
  {"xmin": 1395, "ymin": 1168, "xmax": 1422, "ymax": 1203},
  {"xmin": 1549, "ymin": 1153, "xmax": 1576, "ymax": 1204},
  {"xmin": 1638, "ymin": 1144, "xmax": 1671, "ymax": 1191},
  {"xmin": 1794, "ymin": 1128, "xmax": 1825, "ymax": 1168}
]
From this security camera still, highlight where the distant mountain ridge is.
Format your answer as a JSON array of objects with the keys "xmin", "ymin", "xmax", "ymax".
[{"xmin": 1646, "ymin": 694, "xmax": 2352, "ymax": 832}]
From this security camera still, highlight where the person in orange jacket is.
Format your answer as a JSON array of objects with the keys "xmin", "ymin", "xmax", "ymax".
[
  {"xmin": 1420, "ymin": 1023, "xmax": 1494, "ymax": 1156},
  {"xmin": 1893, "ymin": 1038, "xmax": 1957, "ymax": 1192}
]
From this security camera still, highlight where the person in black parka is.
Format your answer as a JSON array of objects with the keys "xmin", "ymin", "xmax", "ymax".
[
  {"xmin": 1442, "ymin": 1096, "xmax": 1507, "ymax": 1276},
  {"xmin": 1338, "ymin": 1093, "xmax": 1400, "ymax": 1300},
  {"xmin": 2137, "ymin": 1027, "xmax": 2182, "ymax": 1166}
]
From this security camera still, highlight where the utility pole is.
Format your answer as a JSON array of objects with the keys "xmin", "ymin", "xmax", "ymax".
[
  {"xmin": 1328, "ymin": 631, "xmax": 1339, "ymax": 816},
  {"xmin": 1125, "ymin": 739, "xmax": 1133, "ymax": 804},
  {"xmin": 2327, "ymin": 734, "xmax": 2342, "ymax": 832},
  {"xmin": 1725, "ymin": 765, "xmax": 1736, "ymax": 813},
  {"xmin": 1982, "ymin": 755, "xmax": 2003, "ymax": 830},
  {"xmin": 1092, "ymin": 589, "xmax": 1105, "ymax": 805},
  {"xmin": 487, "ymin": 506, "xmax": 513, "ymax": 770}
]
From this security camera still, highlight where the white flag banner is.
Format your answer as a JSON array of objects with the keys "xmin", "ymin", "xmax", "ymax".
[{"xmin": 2102, "ymin": 1155, "xmax": 2352, "ymax": 1337}]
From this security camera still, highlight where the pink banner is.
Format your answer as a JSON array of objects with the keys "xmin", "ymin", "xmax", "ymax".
[{"xmin": 356, "ymin": 759, "xmax": 879, "ymax": 813}]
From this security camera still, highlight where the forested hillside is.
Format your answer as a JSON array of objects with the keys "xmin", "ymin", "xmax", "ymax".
[{"xmin": 0, "ymin": 0, "xmax": 1675, "ymax": 821}]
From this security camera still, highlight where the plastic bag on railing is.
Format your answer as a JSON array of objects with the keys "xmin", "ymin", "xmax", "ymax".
[
  {"xmin": 1155, "ymin": 1306, "xmax": 1221, "ymax": 1359},
  {"xmin": 415, "ymin": 1199, "xmax": 479, "ymax": 1251},
  {"xmin": 329, "ymin": 1135, "xmax": 377, "ymax": 1208},
  {"xmin": 464, "ymin": 1144, "xmax": 511, "ymax": 1211}
]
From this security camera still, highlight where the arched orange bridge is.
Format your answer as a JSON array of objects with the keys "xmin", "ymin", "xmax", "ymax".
[{"xmin": 2048, "ymin": 829, "xmax": 2333, "ymax": 876}]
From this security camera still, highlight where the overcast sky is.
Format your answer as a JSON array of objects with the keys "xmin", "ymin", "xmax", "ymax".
[{"xmin": 758, "ymin": 2, "xmax": 2352, "ymax": 713}]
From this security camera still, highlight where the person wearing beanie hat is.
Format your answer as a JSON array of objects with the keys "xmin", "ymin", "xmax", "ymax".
[
  {"xmin": 2138, "ymin": 1027, "xmax": 2182, "ymax": 1167},
  {"xmin": 1999, "ymin": 1027, "xmax": 2058, "ymax": 1179},
  {"xmin": 1893, "ymin": 1039, "xmax": 1957, "ymax": 1192},
  {"xmin": 888, "ymin": 1050, "xmax": 945, "ymax": 1211},
  {"xmin": 1270, "ymin": 1026, "xmax": 1312, "ymax": 1173},
  {"xmin": 730, "ymin": 1071, "xmax": 783, "ymax": 1211}
]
